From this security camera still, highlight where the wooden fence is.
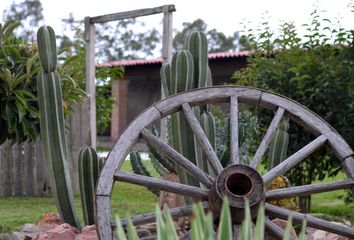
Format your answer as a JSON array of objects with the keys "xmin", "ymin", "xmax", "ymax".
[{"xmin": 0, "ymin": 103, "xmax": 89, "ymax": 197}]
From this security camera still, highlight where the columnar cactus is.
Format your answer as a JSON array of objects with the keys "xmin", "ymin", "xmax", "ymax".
[
  {"xmin": 36, "ymin": 26, "xmax": 80, "ymax": 228},
  {"xmin": 78, "ymin": 146, "xmax": 102, "ymax": 225},
  {"xmin": 160, "ymin": 32, "xmax": 217, "ymax": 186},
  {"xmin": 268, "ymin": 117, "xmax": 289, "ymax": 168}
]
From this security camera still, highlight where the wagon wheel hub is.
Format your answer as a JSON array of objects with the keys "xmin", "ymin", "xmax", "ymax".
[{"xmin": 209, "ymin": 164, "xmax": 265, "ymax": 222}]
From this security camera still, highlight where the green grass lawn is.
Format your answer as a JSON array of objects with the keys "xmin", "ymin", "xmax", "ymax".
[
  {"xmin": 310, "ymin": 173, "xmax": 354, "ymax": 224},
  {"xmin": 0, "ymin": 160, "xmax": 353, "ymax": 233}
]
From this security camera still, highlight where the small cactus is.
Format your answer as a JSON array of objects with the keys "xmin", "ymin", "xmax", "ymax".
[{"xmin": 78, "ymin": 146, "xmax": 102, "ymax": 225}]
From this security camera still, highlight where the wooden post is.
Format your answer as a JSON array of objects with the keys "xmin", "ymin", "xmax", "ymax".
[
  {"xmin": 160, "ymin": 6, "xmax": 174, "ymax": 140},
  {"xmin": 84, "ymin": 17, "xmax": 96, "ymax": 149},
  {"xmin": 85, "ymin": 5, "xmax": 175, "ymax": 147}
]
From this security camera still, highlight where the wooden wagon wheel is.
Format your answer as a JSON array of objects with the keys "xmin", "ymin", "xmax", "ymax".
[{"xmin": 95, "ymin": 86, "xmax": 354, "ymax": 239}]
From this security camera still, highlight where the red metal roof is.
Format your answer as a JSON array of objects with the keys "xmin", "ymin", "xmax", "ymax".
[{"xmin": 98, "ymin": 51, "xmax": 251, "ymax": 67}]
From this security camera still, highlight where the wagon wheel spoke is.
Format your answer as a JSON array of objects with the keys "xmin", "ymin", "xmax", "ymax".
[
  {"xmin": 265, "ymin": 203, "xmax": 354, "ymax": 239},
  {"xmin": 182, "ymin": 103, "xmax": 223, "ymax": 174},
  {"xmin": 263, "ymin": 135, "xmax": 327, "ymax": 185},
  {"xmin": 250, "ymin": 107, "xmax": 285, "ymax": 169},
  {"xmin": 230, "ymin": 96, "xmax": 239, "ymax": 164},
  {"xmin": 115, "ymin": 202, "xmax": 209, "ymax": 228},
  {"xmin": 114, "ymin": 171, "xmax": 209, "ymax": 200},
  {"xmin": 266, "ymin": 179, "xmax": 354, "ymax": 200},
  {"xmin": 265, "ymin": 218, "xmax": 294, "ymax": 240},
  {"xmin": 141, "ymin": 128, "xmax": 213, "ymax": 187}
]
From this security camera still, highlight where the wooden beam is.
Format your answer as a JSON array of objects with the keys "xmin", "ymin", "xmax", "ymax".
[
  {"xmin": 265, "ymin": 218, "xmax": 293, "ymax": 240},
  {"xmin": 230, "ymin": 96, "xmax": 239, "ymax": 164},
  {"xmin": 263, "ymin": 135, "xmax": 327, "ymax": 185},
  {"xmin": 141, "ymin": 128, "xmax": 213, "ymax": 187},
  {"xmin": 251, "ymin": 107, "xmax": 285, "ymax": 168},
  {"xmin": 114, "ymin": 171, "xmax": 208, "ymax": 200},
  {"xmin": 265, "ymin": 203, "xmax": 354, "ymax": 239},
  {"xmin": 84, "ymin": 17, "xmax": 96, "ymax": 148},
  {"xmin": 182, "ymin": 103, "xmax": 223, "ymax": 174},
  {"xmin": 89, "ymin": 5, "xmax": 176, "ymax": 24},
  {"xmin": 266, "ymin": 179, "xmax": 354, "ymax": 200},
  {"xmin": 116, "ymin": 202, "xmax": 209, "ymax": 227}
]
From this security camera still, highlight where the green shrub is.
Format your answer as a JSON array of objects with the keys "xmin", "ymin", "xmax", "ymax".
[
  {"xmin": 0, "ymin": 20, "xmax": 85, "ymax": 144},
  {"xmin": 232, "ymin": 10, "xmax": 354, "ymax": 210}
]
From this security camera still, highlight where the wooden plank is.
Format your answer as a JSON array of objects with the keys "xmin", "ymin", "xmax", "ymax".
[
  {"xmin": 263, "ymin": 135, "xmax": 327, "ymax": 185},
  {"xmin": 24, "ymin": 141, "xmax": 35, "ymax": 196},
  {"xmin": 13, "ymin": 144, "xmax": 23, "ymax": 196},
  {"xmin": 230, "ymin": 96, "xmax": 239, "ymax": 164},
  {"xmin": 251, "ymin": 107, "xmax": 285, "ymax": 168},
  {"xmin": 141, "ymin": 128, "xmax": 213, "ymax": 187},
  {"xmin": 3, "ymin": 141, "xmax": 12, "ymax": 196},
  {"xmin": 84, "ymin": 17, "xmax": 96, "ymax": 149},
  {"xmin": 35, "ymin": 139, "xmax": 46, "ymax": 196},
  {"xmin": 155, "ymin": 86, "xmax": 262, "ymax": 117},
  {"xmin": 265, "ymin": 203, "xmax": 354, "ymax": 239},
  {"xmin": 266, "ymin": 179, "xmax": 354, "ymax": 200},
  {"xmin": 0, "ymin": 143, "xmax": 3, "ymax": 196},
  {"xmin": 96, "ymin": 195, "xmax": 113, "ymax": 239},
  {"xmin": 182, "ymin": 103, "xmax": 223, "ymax": 174},
  {"xmin": 115, "ymin": 171, "xmax": 208, "ymax": 200},
  {"xmin": 265, "ymin": 218, "xmax": 292, "ymax": 240},
  {"xmin": 89, "ymin": 5, "xmax": 176, "ymax": 24},
  {"xmin": 96, "ymin": 107, "xmax": 160, "ymax": 196},
  {"xmin": 116, "ymin": 202, "xmax": 209, "ymax": 228}
]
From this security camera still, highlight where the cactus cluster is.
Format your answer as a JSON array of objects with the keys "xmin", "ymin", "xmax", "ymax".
[
  {"xmin": 37, "ymin": 26, "xmax": 104, "ymax": 227},
  {"xmin": 37, "ymin": 26, "xmax": 80, "ymax": 228},
  {"xmin": 160, "ymin": 32, "xmax": 217, "ymax": 186}
]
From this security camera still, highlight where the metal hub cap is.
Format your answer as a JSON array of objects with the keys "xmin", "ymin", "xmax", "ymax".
[{"xmin": 209, "ymin": 164, "xmax": 265, "ymax": 222}]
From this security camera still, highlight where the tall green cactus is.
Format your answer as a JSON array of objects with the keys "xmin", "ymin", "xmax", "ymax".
[
  {"xmin": 78, "ymin": 146, "xmax": 102, "ymax": 225},
  {"xmin": 268, "ymin": 117, "xmax": 289, "ymax": 168},
  {"xmin": 36, "ymin": 26, "xmax": 80, "ymax": 228},
  {"xmin": 160, "ymin": 32, "xmax": 217, "ymax": 186}
]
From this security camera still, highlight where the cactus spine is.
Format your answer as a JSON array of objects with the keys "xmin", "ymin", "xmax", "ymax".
[
  {"xmin": 78, "ymin": 146, "xmax": 102, "ymax": 225},
  {"xmin": 268, "ymin": 117, "xmax": 289, "ymax": 168},
  {"xmin": 160, "ymin": 32, "xmax": 217, "ymax": 186},
  {"xmin": 36, "ymin": 26, "xmax": 80, "ymax": 228}
]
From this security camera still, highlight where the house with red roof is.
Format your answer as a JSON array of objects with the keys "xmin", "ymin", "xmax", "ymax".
[{"xmin": 99, "ymin": 51, "xmax": 250, "ymax": 141}]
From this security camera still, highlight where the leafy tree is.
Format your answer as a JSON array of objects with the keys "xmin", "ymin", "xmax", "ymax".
[
  {"xmin": 173, "ymin": 19, "xmax": 242, "ymax": 52},
  {"xmin": 2, "ymin": 0, "xmax": 44, "ymax": 39},
  {"xmin": 0, "ymin": 20, "xmax": 85, "ymax": 144},
  {"xmin": 232, "ymin": 12, "xmax": 354, "ymax": 211}
]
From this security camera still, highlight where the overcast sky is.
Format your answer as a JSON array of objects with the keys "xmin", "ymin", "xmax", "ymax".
[{"xmin": 1, "ymin": 0, "xmax": 354, "ymax": 36}]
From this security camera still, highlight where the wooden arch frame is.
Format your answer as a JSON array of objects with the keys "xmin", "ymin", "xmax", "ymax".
[{"xmin": 84, "ymin": 5, "xmax": 175, "ymax": 148}]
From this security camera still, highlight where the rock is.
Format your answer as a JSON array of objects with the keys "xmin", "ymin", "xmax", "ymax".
[
  {"xmin": 0, "ymin": 233, "xmax": 16, "ymax": 240},
  {"xmin": 37, "ymin": 213, "xmax": 61, "ymax": 232},
  {"xmin": 36, "ymin": 223, "xmax": 79, "ymax": 240},
  {"xmin": 312, "ymin": 230, "xmax": 349, "ymax": 240},
  {"xmin": 80, "ymin": 225, "xmax": 98, "ymax": 240},
  {"xmin": 12, "ymin": 224, "xmax": 41, "ymax": 240},
  {"xmin": 270, "ymin": 218, "xmax": 297, "ymax": 239}
]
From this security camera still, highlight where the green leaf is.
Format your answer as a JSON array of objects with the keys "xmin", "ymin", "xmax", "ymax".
[
  {"xmin": 115, "ymin": 216, "xmax": 127, "ymax": 240},
  {"xmin": 282, "ymin": 215, "xmax": 293, "ymax": 240},
  {"xmin": 217, "ymin": 197, "xmax": 232, "ymax": 240},
  {"xmin": 126, "ymin": 218, "xmax": 139, "ymax": 240},
  {"xmin": 253, "ymin": 203, "xmax": 265, "ymax": 240}
]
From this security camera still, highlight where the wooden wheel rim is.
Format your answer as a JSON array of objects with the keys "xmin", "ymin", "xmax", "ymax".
[{"xmin": 95, "ymin": 86, "xmax": 354, "ymax": 239}]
